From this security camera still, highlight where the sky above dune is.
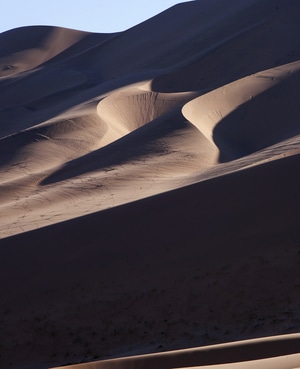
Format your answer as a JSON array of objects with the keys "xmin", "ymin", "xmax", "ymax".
[{"xmin": 0, "ymin": 0, "xmax": 193, "ymax": 34}]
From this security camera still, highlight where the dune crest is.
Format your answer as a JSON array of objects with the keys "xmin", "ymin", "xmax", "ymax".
[
  {"xmin": 0, "ymin": 26, "xmax": 93, "ymax": 77},
  {"xmin": 182, "ymin": 61, "xmax": 300, "ymax": 161},
  {"xmin": 1, "ymin": 0, "xmax": 300, "ymax": 368}
]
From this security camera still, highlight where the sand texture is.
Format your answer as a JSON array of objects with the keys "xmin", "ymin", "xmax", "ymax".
[{"xmin": 1, "ymin": 0, "xmax": 300, "ymax": 368}]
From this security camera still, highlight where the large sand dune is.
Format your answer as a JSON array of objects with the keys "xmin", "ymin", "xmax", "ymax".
[{"xmin": 1, "ymin": 0, "xmax": 300, "ymax": 368}]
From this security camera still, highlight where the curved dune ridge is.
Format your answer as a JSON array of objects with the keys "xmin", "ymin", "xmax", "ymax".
[
  {"xmin": 1, "ymin": 0, "xmax": 300, "ymax": 368},
  {"xmin": 182, "ymin": 61, "xmax": 300, "ymax": 162}
]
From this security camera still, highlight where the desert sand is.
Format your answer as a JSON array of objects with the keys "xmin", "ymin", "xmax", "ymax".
[{"xmin": 0, "ymin": 0, "xmax": 300, "ymax": 368}]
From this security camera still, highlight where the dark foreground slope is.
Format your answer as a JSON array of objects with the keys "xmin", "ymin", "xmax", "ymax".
[{"xmin": 1, "ymin": 153, "xmax": 300, "ymax": 368}]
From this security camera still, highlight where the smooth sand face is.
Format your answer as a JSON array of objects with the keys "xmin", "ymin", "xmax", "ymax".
[{"xmin": 1, "ymin": 0, "xmax": 300, "ymax": 368}]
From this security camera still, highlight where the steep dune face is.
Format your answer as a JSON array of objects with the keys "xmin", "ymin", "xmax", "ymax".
[
  {"xmin": 1, "ymin": 0, "xmax": 300, "ymax": 368},
  {"xmin": 182, "ymin": 61, "xmax": 300, "ymax": 161},
  {"xmin": 98, "ymin": 88, "xmax": 193, "ymax": 132}
]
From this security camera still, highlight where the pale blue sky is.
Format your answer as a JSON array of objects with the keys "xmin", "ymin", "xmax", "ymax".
[{"xmin": 0, "ymin": 0, "xmax": 192, "ymax": 34}]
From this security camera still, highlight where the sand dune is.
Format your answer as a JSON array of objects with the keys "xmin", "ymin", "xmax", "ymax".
[
  {"xmin": 1, "ymin": 0, "xmax": 300, "ymax": 368},
  {"xmin": 182, "ymin": 61, "xmax": 300, "ymax": 161},
  {"xmin": 0, "ymin": 26, "xmax": 92, "ymax": 77},
  {"xmin": 50, "ymin": 334, "xmax": 300, "ymax": 369}
]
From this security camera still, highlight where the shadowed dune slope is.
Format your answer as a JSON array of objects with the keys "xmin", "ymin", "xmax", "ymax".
[
  {"xmin": 1, "ymin": 153, "xmax": 300, "ymax": 368},
  {"xmin": 50, "ymin": 335, "xmax": 300, "ymax": 369},
  {"xmin": 0, "ymin": 26, "xmax": 96, "ymax": 77},
  {"xmin": 1, "ymin": 0, "xmax": 300, "ymax": 368}
]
